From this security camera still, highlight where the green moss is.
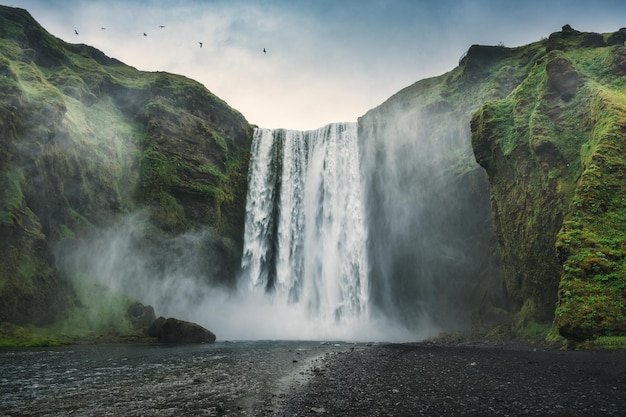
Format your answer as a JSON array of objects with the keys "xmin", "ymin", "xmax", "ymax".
[
  {"xmin": 0, "ymin": 323, "xmax": 64, "ymax": 347},
  {"xmin": 0, "ymin": 5, "xmax": 252, "ymax": 339},
  {"xmin": 0, "ymin": 169, "xmax": 25, "ymax": 226},
  {"xmin": 197, "ymin": 164, "xmax": 227, "ymax": 180},
  {"xmin": 51, "ymin": 274, "xmax": 149, "ymax": 341},
  {"xmin": 513, "ymin": 299, "xmax": 552, "ymax": 339},
  {"xmin": 554, "ymin": 84, "xmax": 626, "ymax": 341},
  {"xmin": 140, "ymin": 148, "xmax": 180, "ymax": 189},
  {"xmin": 471, "ymin": 33, "xmax": 626, "ymax": 343},
  {"xmin": 145, "ymin": 96, "xmax": 182, "ymax": 117},
  {"xmin": 58, "ymin": 224, "xmax": 75, "ymax": 241},
  {"xmin": 46, "ymin": 67, "xmax": 93, "ymax": 101},
  {"xmin": 153, "ymin": 193, "xmax": 187, "ymax": 231},
  {"xmin": 0, "ymin": 284, "xmax": 152, "ymax": 346},
  {"xmin": 523, "ymin": 322, "xmax": 552, "ymax": 339},
  {"xmin": 545, "ymin": 323, "xmax": 567, "ymax": 344},
  {"xmin": 594, "ymin": 335, "xmax": 626, "ymax": 349},
  {"xmin": 17, "ymin": 62, "xmax": 66, "ymax": 111},
  {"xmin": 211, "ymin": 131, "xmax": 229, "ymax": 154}
]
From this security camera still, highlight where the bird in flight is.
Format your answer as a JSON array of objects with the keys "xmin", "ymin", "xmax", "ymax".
[
  {"xmin": 101, "ymin": 27, "xmax": 106, "ymax": 30},
  {"xmin": 143, "ymin": 32, "xmax": 147, "ymax": 36},
  {"xmin": 74, "ymin": 29, "xmax": 79, "ymax": 35},
  {"xmin": 159, "ymin": 25, "xmax": 165, "ymax": 29},
  {"xmin": 199, "ymin": 42, "xmax": 203, "ymax": 48},
  {"xmin": 263, "ymin": 48, "xmax": 266, "ymax": 53}
]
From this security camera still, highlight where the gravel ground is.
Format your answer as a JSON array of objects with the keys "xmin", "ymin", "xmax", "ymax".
[{"xmin": 271, "ymin": 341, "xmax": 626, "ymax": 417}]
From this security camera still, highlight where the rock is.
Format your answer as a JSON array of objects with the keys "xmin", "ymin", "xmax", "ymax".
[
  {"xmin": 148, "ymin": 316, "xmax": 216, "ymax": 343},
  {"xmin": 607, "ymin": 29, "xmax": 626, "ymax": 46},
  {"xmin": 546, "ymin": 56, "xmax": 579, "ymax": 102},
  {"xmin": 126, "ymin": 301, "xmax": 156, "ymax": 334},
  {"xmin": 147, "ymin": 317, "xmax": 166, "ymax": 338},
  {"xmin": 0, "ymin": 6, "xmax": 252, "ymax": 337},
  {"xmin": 580, "ymin": 33, "xmax": 605, "ymax": 48},
  {"xmin": 613, "ymin": 48, "xmax": 626, "ymax": 76}
]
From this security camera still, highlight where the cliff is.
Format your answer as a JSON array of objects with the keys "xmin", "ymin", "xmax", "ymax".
[
  {"xmin": 0, "ymin": 6, "xmax": 252, "ymax": 344},
  {"xmin": 472, "ymin": 25, "xmax": 626, "ymax": 346},
  {"xmin": 360, "ymin": 25, "xmax": 626, "ymax": 346},
  {"xmin": 2, "ymin": 5, "xmax": 625, "ymax": 347},
  {"xmin": 358, "ymin": 42, "xmax": 541, "ymax": 336}
]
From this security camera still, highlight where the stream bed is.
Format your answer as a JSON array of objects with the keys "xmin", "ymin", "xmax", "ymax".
[{"xmin": 0, "ymin": 340, "xmax": 353, "ymax": 416}]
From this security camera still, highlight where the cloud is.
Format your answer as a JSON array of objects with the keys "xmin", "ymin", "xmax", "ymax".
[{"xmin": 11, "ymin": 0, "xmax": 626, "ymax": 129}]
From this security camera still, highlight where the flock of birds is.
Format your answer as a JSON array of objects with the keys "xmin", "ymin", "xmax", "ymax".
[{"xmin": 73, "ymin": 26, "xmax": 267, "ymax": 53}]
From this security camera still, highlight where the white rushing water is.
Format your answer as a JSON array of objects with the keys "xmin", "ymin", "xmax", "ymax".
[{"xmin": 241, "ymin": 123, "xmax": 371, "ymax": 337}]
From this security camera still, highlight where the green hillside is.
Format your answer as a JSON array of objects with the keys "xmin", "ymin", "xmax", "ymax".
[{"xmin": 0, "ymin": 6, "xmax": 252, "ymax": 345}]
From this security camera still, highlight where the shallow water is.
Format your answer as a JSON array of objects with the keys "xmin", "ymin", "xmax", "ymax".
[{"xmin": 0, "ymin": 340, "xmax": 352, "ymax": 416}]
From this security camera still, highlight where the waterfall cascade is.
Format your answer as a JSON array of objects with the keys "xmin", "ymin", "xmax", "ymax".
[{"xmin": 241, "ymin": 123, "xmax": 370, "ymax": 331}]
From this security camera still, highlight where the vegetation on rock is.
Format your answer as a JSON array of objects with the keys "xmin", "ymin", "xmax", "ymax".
[
  {"xmin": 472, "ymin": 26, "xmax": 626, "ymax": 345},
  {"xmin": 359, "ymin": 24, "xmax": 626, "ymax": 346},
  {"xmin": 1, "ymin": 5, "xmax": 624, "ymax": 348},
  {"xmin": 0, "ymin": 6, "xmax": 251, "ymax": 345}
]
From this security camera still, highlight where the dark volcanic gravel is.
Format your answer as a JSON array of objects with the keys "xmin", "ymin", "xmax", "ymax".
[{"xmin": 273, "ymin": 342, "xmax": 626, "ymax": 417}]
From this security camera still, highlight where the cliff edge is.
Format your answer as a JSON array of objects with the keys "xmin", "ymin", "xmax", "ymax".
[
  {"xmin": 472, "ymin": 25, "xmax": 626, "ymax": 346},
  {"xmin": 0, "ymin": 6, "xmax": 252, "ymax": 344}
]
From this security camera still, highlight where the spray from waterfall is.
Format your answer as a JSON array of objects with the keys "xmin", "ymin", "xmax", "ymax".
[
  {"xmin": 56, "ymin": 121, "xmax": 440, "ymax": 342},
  {"xmin": 240, "ymin": 123, "xmax": 373, "ymax": 337}
]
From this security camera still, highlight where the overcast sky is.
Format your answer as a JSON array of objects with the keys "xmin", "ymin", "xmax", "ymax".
[{"xmin": 6, "ymin": 0, "xmax": 626, "ymax": 130}]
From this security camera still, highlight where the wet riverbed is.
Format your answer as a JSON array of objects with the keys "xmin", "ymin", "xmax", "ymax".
[{"xmin": 0, "ymin": 340, "xmax": 352, "ymax": 416}]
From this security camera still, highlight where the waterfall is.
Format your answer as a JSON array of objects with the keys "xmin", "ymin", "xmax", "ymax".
[{"xmin": 241, "ymin": 123, "xmax": 369, "ymax": 330}]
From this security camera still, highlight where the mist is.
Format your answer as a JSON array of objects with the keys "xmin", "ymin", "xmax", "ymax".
[
  {"xmin": 52, "ymin": 98, "xmax": 503, "ymax": 342},
  {"xmin": 54, "ymin": 210, "xmax": 422, "ymax": 342},
  {"xmin": 359, "ymin": 94, "xmax": 506, "ymax": 334}
]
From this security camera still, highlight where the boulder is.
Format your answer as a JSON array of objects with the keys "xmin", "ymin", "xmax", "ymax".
[
  {"xmin": 148, "ymin": 316, "xmax": 216, "ymax": 343},
  {"xmin": 546, "ymin": 56, "xmax": 579, "ymax": 102},
  {"xmin": 126, "ymin": 302, "xmax": 156, "ymax": 334},
  {"xmin": 607, "ymin": 29, "xmax": 626, "ymax": 46}
]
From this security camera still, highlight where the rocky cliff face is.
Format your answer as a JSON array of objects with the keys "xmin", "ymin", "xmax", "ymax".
[
  {"xmin": 357, "ymin": 42, "xmax": 543, "ymax": 335},
  {"xmin": 472, "ymin": 26, "xmax": 626, "ymax": 344},
  {"xmin": 0, "ymin": 6, "xmax": 252, "ymax": 340},
  {"xmin": 359, "ymin": 25, "xmax": 626, "ymax": 345},
  {"xmin": 2, "ymin": 5, "xmax": 624, "ymax": 347}
]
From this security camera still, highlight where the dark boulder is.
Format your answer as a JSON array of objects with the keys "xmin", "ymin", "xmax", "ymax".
[
  {"xmin": 613, "ymin": 48, "xmax": 626, "ymax": 76},
  {"xmin": 148, "ymin": 316, "xmax": 216, "ymax": 343},
  {"xmin": 580, "ymin": 33, "xmax": 605, "ymax": 48},
  {"xmin": 125, "ymin": 301, "xmax": 156, "ymax": 334},
  {"xmin": 546, "ymin": 56, "xmax": 579, "ymax": 102},
  {"xmin": 607, "ymin": 29, "xmax": 626, "ymax": 46}
]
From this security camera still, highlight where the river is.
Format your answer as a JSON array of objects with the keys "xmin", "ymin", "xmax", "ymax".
[{"xmin": 0, "ymin": 340, "xmax": 355, "ymax": 416}]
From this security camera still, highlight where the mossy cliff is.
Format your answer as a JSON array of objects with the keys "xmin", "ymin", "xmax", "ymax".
[
  {"xmin": 0, "ymin": 6, "xmax": 252, "ymax": 343},
  {"xmin": 471, "ymin": 26, "xmax": 626, "ymax": 345},
  {"xmin": 359, "ymin": 25, "xmax": 626, "ymax": 345},
  {"xmin": 358, "ymin": 39, "xmax": 544, "ymax": 335},
  {"xmin": 2, "ymin": 5, "xmax": 625, "ymax": 347}
]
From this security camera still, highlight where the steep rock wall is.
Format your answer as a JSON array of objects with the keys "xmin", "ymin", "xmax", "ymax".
[
  {"xmin": 472, "ymin": 26, "xmax": 626, "ymax": 342},
  {"xmin": 357, "ymin": 41, "xmax": 545, "ymax": 333},
  {"xmin": 0, "ymin": 6, "xmax": 253, "ymax": 330}
]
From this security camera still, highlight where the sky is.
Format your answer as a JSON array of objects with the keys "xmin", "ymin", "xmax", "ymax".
[{"xmin": 5, "ymin": 0, "xmax": 626, "ymax": 130}]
